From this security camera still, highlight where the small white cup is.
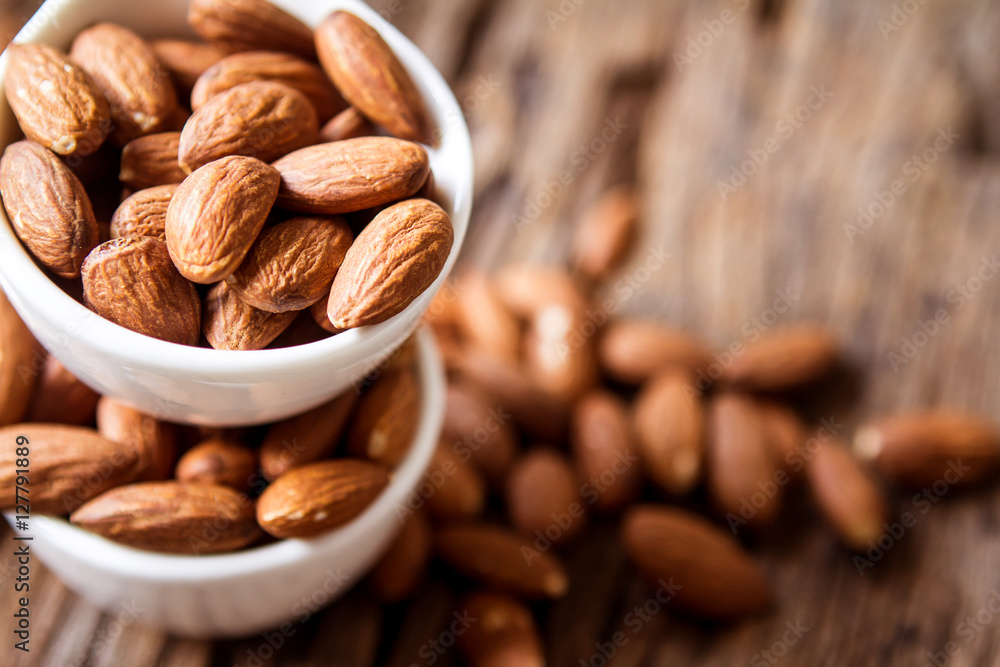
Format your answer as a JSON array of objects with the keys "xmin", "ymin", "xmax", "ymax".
[{"xmin": 0, "ymin": 0, "xmax": 473, "ymax": 426}]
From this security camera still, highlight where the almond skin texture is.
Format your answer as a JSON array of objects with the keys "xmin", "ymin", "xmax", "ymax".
[
  {"xmin": 315, "ymin": 11, "xmax": 434, "ymax": 144},
  {"xmin": 82, "ymin": 236, "xmax": 201, "ymax": 345},
  {"xmin": 854, "ymin": 412, "xmax": 1000, "ymax": 488},
  {"xmin": 723, "ymin": 325, "xmax": 839, "ymax": 391},
  {"xmin": 175, "ymin": 439, "xmax": 258, "ymax": 492},
  {"xmin": 70, "ymin": 481, "xmax": 261, "ymax": 554},
  {"xmin": 348, "ymin": 368, "xmax": 420, "ymax": 468},
  {"xmin": 622, "ymin": 505, "xmax": 773, "ymax": 620},
  {"xmin": 571, "ymin": 186, "xmax": 637, "ymax": 281},
  {"xmin": 0, "ymin": 424, "xmax": 142, "ymax": 515},
  {"xmin": 369, "ymin": 510, "xmax": 432, "ymax": 603},
  {"xmin": 97, "ymin": 396, "xmax": 177, "ymax": 482},
  {"xmin": 571, "ymin": 390, "xmax": 642, "ymax": 512},
  {"xmin": 327, "ymin": 198, "xmax": 452, "ymax": 329},
  {"xmin": 192, "ymin": 51, "xmax": 346, "ymax": 121},
  {"xmin": 165, "ymin": 155, "xmax": 280, "ymax": 283},
  {"xmin": 320, "ymin": 107, "xmax": 376, "ymax": 143},
  {"xmin": 259, "ymin": 390, "xmax": 357, "ymax": 481},
  {"xmin": 807, "ymin": 440, "xmax": 888, "ymax": 552},
  {"xmin": 151, "ymin": 39, "xmax": 228, "ymax": 94},
  {"xmin": 110, "ymin": 184, "xmax": 178, "ymax": 241},
  {"xmin": 179, "ymin": 81, "xmax": 319, "ymax": 173},
  {"xmin": 226, "ymin": 216, "xmax": 353, "ymax": 313},
  {"xmin": 256, "ymin": 459, "xmax": 389, "ymax": 539},
  {"xmin": 435, "ymin": 524, "xmax": 569, "ymax": 599},
  {"xmin": 442, "ymin": 381, "xmax": 518, "ymax": 487},
  {"xmin": 4, "ymin": 43, "xmax": 112, "ymax": 156},
  {"xmin": 273, "ymin": 137, "xmax": 430, "ymax": 215},
  {"xmin": 633, "ymin": 371, "xmax": 705, "ymax": 497},
  {"xmin": 202, "ymin": 281, "xmax": 297, "ymax": 351},
  {"xmin": 599, "ymin": 320, "xmax": 715, "ymax": 385},
  {"xmin": 0, "ymin": 140, "xmax": 99, "ymax": 278},
  {"xmin": 188, "ymin": 0, "xmax": 317, "ymax": 60},
  {"xmin": 70, "ymin": 23, "xmax": 178, "ymax": 145},
  {"xmin": 458, "ymin": 592, "xmax": 545, "ymax": 667},
  {"xmin": 24, "ymin": 357, "xmax": 100, "ymax": 426},
  {"xmin": 119, "ymin": 132, "xmax": 186, "ymax": 190},
  {"xmin": 0, "ymin": 291, "xmax": 41, "ymax": 427},
  {"xmin": 507, "ymin": 449, "xmax": 585, "ymax": 543},
  {"xmin": 424, "ymin": 443, "xmax": 487, "ymax": 520}
]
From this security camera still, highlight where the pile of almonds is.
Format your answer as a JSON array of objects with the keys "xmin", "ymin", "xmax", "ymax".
[{"xmin": 0, "ymin": 0, "xmax": 452, "ymax": 349}]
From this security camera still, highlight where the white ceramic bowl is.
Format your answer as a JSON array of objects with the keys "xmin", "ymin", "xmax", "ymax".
[
  {"xmin": 0, "ymin": 0, "xmax": 472, "ymax": 426},
  {"xmin": 3, "ymin": 327, "xmax": 444, "ymax": 638}
]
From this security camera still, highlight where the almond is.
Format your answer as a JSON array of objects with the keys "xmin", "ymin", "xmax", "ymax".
[
  {"xmin": 315, "ymin": 11, "xmax": 434, "ymax": 144},
  {"xmin": 226, "ymin": 216, "xmax": 353, "ymax": 313},
  {"xmin": 165, "ymin": 155, "xmax": 280, "ymax": 283},
  {"xmin": 369, "ymin": 510, "xmax": 432, "ymax": 603},
  {"xmin": 70, "ymin": 23, "xmax": 178, "ymax": 145},
  {"xmin": 3, "ymin": 43, "xmax": 112, "ymax": 156},
  {"xmin": 309, "ymin": 295, "xmax": 343, "ymax": 334},
  {"xmin": 453, "ymin": 271, "xmax": 521, "ymax": 363},
  {"xmin": 457, "ymin": 592, "xmax": 545, "ymax": 667},
  {"xmin": 24, "ymin": 357, "xmax": 99, "ymax": 426},
  {"xmin": 188, "ymin": 0, "xmax": 317, "ymax": 60},
  {"xmin": 442, "ymin": 381, "xmax": 518, "ymax": 486},
  {"xmin": 260, "ymin": 390, "xmax": 358, "ymax": 481},
  {"xmin": 599, "ymin": 320, "xmax": 714, "ymax": 385},
  {"xmin": 192, "ymin": 51, "xmax": 345, "ymax": 121},
  {"xmin": 202, "ymin": 281, "xmax": 297, "ymax": 351},
  {"xmin": 506, "ymin": 449, "xmax": 585, "ymax": 543},
  {"xmin": 82, "ymin": 236, "xmax": 202, "ymax": 345},
  {"xmin": 347, "ymin": 368, "xmax": 420, "ymax": 468},
  {"xmin": 622, "ymin": 505, "xmax": 772, "ymax": 620},
  {"xmin": 854, "ymin": 412, "xmax": 1000, "ymax": 487},
  {"xmin": 723, "ymin": 325, "xmax": 838, "ymax": 391},
  {"xmin": 179, "ymin": 80, "xmax": 318, "ymax": 173},
  {"xmin": 806, "ymin": 440, "xmax": 888, "ymax": 552},
  {"xmin": 435, "ymin": 524, "xmax": 569, "ymax": 599},
  {"xmin": 0, "ymin": 423, "xmax": 142, "ymax": 514},
  {"xmin": 119, "ymin": 132, "xmax": 186, "ymax": 190},
  {"xmin": 151, "ymin": 39, "xmax": 228, "ymax": 94},
  {"xmin": 110, "ymin": 184, "xmax": 178, "ymax": 241},
  {"xmin": 633, "ymin": 371, "xmax": 704, "ymax": 496},
  {"xmin": 524, "ymin": 294, "xmax": 600, "ymax": 403},
  {"xmin": 756, "ymin": 399, "xmax": 807, "ymax": 476},
  {"xmin": 424, "ymin": 442, "xmax": 486, "ymax": 520},
  {"xmin": 571, "ymin": 186, "xmax": 637, "ymax": 281},
  {"xmin": 273, "ymin": 137, "xmax": 430, "ymax": 215},
  {"xmin": 0, "ymin": 140, "xmax": 99, "ymax": 278},
  {"xmin": 494, "ymin": 264, "xmax": 589, "ymax": 317},
  {"xmin": 571, "ymin": 390, "xmax": 642, "ymax": 512},
  {"xmin": 0, "ymin": 290, "xmax": 42, "ymax": 427},
  {"xmin": 320, "ymin": 107, "xmax": 376, "ymax": 143},
  {"xmin": 70, "ymin": 481, "xmax": 261, "ymax": 554},
  {"xmin": 96, "ymin": 396, "xmax": 177, "ymax": 482},
  {"xmin": 175, "ymin": 438, "xmax": 258, "ymax": 492},
  {"xmin": 256, "ymin": 459, "xmax": 389, "ymax": 538}
]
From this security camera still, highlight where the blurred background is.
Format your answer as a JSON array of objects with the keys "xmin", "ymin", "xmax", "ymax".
[{"xmin": 3, "ymin": 0, "xmax": 1000, "ymax": 665}]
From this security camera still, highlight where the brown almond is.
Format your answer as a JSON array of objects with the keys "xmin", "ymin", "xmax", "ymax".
[
  {"xmin": 24, "ymin": 357, "xmax": 99, "ymax": 426},
  {"xmin": 424, "ymin": 443, "xmax": 487, "ymax": 520},
  {"xmin": 309, "ymin": 296, "xmax": 343, "ymax": 334},
  {"xmin": 0, "ymin": 290, "xmax": 42, "ymax": 427},
  {"xmin": 257, "ymin": 459, "xmax": 389, "ymax": 538},
  {"xmin": 226, "ymin": 216, "xmax": 353, "ymax": 313},
  {"xmin": 807, "ymin": 440, "xmax": 888, "ymax": 552},
  {"xmin": 188, "ymin": 0, "xmax": 317, "ymax": 60},
  {"xmin": 599, "ymin": 320, "xmax": 715, "ymax": 384},
  {"xmin": 524, "ymin": 296, "xmax": 600, "ymax": 403},
  {"xmin": 453, "ymin": 271, "xmax": 521, "ymax": 363},
  {"xmin": 347, "ymin": 368, "xmax": 420, "ymax": 468},
  {"xmin": 82, "ymin": 237, "xmax": 201, "ymax": 344},
  {"xmin": 70, "ymin": 23, "xmax": 178, "ymax": 145},
  {"xmin": 571, "ymin": 186, "xmax": 637, "ymax": 281},
  {"xmin": 119, "ymin": 132, "xmax": 186, "ymax": 190},
  {"xmin": 273, "ymin": 137, "xmax": 430, "ymax": 215},
  {"xmin": 442, "ymin": 381, "xmax": 518, "ymax": 486},
  {"xmin": 369, "ymin": 510, "xmax": 432, "ymax": 603},
  {"xmin": 70, "ymin": 481, "xmax": 260, "ymax": 554},
  {"xmin": 203, "ymin": 281, "xmax": 297, "ymax": 351},
  {"xmin": 165, "ymin": 155, "xmax": 280, "ymax": 283},
  {"xmin": 315, "ymin": 11, "xmax": 434, "ymax": 144},
  {"xmin": 435, "ymin": 524, "xmax": 569, "ymax": 599},
  {"xmin": 0, "ymin": 424, "xmax": 142, "ymax": 515},
  {"xmin": 457, "ymin": 592, "xmax": 545, "ymax": 667},
  {"xmin": 506, "ymin": 449, "xmax": 585, "ymax": 544},
  {"xmin": 723, "ymin": 325, "xmax": 839, "ymax": 391},
  {"xmin": 757, "ymin": 399, "xmax": 807, "ymax": 477},
  {"xmin": 494, "ymin": 264, "xmax": 589, "ymax": 317},
  {"xmin": 320, "ymin": 107, "xmax": 376, "ymax": 143},
  {"xmin": 571, "ymin": 390, "xmax": 642, "ymax": 512},
  {"xmin": 3, "ymin": 43, "xmax": 111, "ymax": 156},
  {"xmin": 854, "ymin": 412, "xmax": 1000, "ymax": 487},
  {"xmin": 327, "ymin": 198, "xmax": 452, "ymax": 329},
  {"xmin": 175, "ymin": 438, "xmax": 258, "ymax": 492},
  {"xmin": 110, "ymin": 184, "xmax": 178, "ymax": 241},
  {"xmin": 707, "ymin": 393, "xmax": 782, "ymax": 531},
  {"xmin": 96, "ymin": 396, "xmax": 177, "ymax": 482},
  {"xmin": 192, "ymin": 51, "xmax": 345, "ymax": 121},
  {"xmin": 179, "ymin": 81, "xmax": 318, "ymax": 173},
  {"xmin": 151, "ymin": 39, "xmax": 228, "ymax": 94},
  {"xmin": 633, "ymin": 371, "xmax": 704, "ymax": 496},
  {"xmin": 622, "ymin": 505, "xmax": 772, "ymax": 620},
  {"xmin": 0, "ymin": 140, "xmax": 99, "ymax": 278},
  {"xmin": 260, "ymin": 390, "xmax": 358, "ymax": 481}
]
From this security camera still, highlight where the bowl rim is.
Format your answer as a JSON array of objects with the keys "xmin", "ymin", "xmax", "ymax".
[{"xmin": 0, "ymin": 0, "xmax": 473, "ymax": 376}]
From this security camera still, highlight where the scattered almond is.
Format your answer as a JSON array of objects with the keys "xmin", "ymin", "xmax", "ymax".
[
  {"xmin": 724, "ymin": 325, "xmax": 838, "ymax": 391},
  {"xmin": 369, "ymin": 510, "xmax": 432, "ymax": 603},
  {"xmin": 599, "ymin": 320, "xmax": 714, "ymax": 384},
  {"xmin": 424, "ymin": 443, "xmax": 487, "ymax": 520},
  {"xmin": 807, "ymin": 440, "xmax": 888, "ymax": 552},
  {"xmin": 633, "ymin": 371, "xmax": 704, "ymax": 496},
  {"xmin": 571, "ymin": 186, "xmax": 637, "ymax": 281},
  {"xmin": 458, "ymin": 592, "xmax": 545, "ymax": 667},
  {"xmin": 506, "ymin": 449, "xmax": 585, "ymax": 543},
  {"xmin": 441, "ymin": 381, "xmax": 518, "ymax": 486},
  {"xmin": 572, "ymin": 390, "xmax": 642, "ymax": 512}
]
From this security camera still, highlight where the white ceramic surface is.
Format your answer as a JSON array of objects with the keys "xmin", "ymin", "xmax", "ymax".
[
  {"xmin": 0, "ymin": 0, "xmax": 472, "ymax": 426},
  {"xmin": 3, "ymin": 327, "xmax": 444, "ymax": 638}
]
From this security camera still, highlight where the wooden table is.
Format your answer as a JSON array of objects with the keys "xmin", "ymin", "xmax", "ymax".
[{"xmin": 4, "ymin": 0, "xmax": 1000, "ymax": 664}]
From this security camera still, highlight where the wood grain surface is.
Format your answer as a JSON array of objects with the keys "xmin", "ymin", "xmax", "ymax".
[{"xmin": 3, "ymin": 0, "xmax": 1000, "ymax": 665}]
